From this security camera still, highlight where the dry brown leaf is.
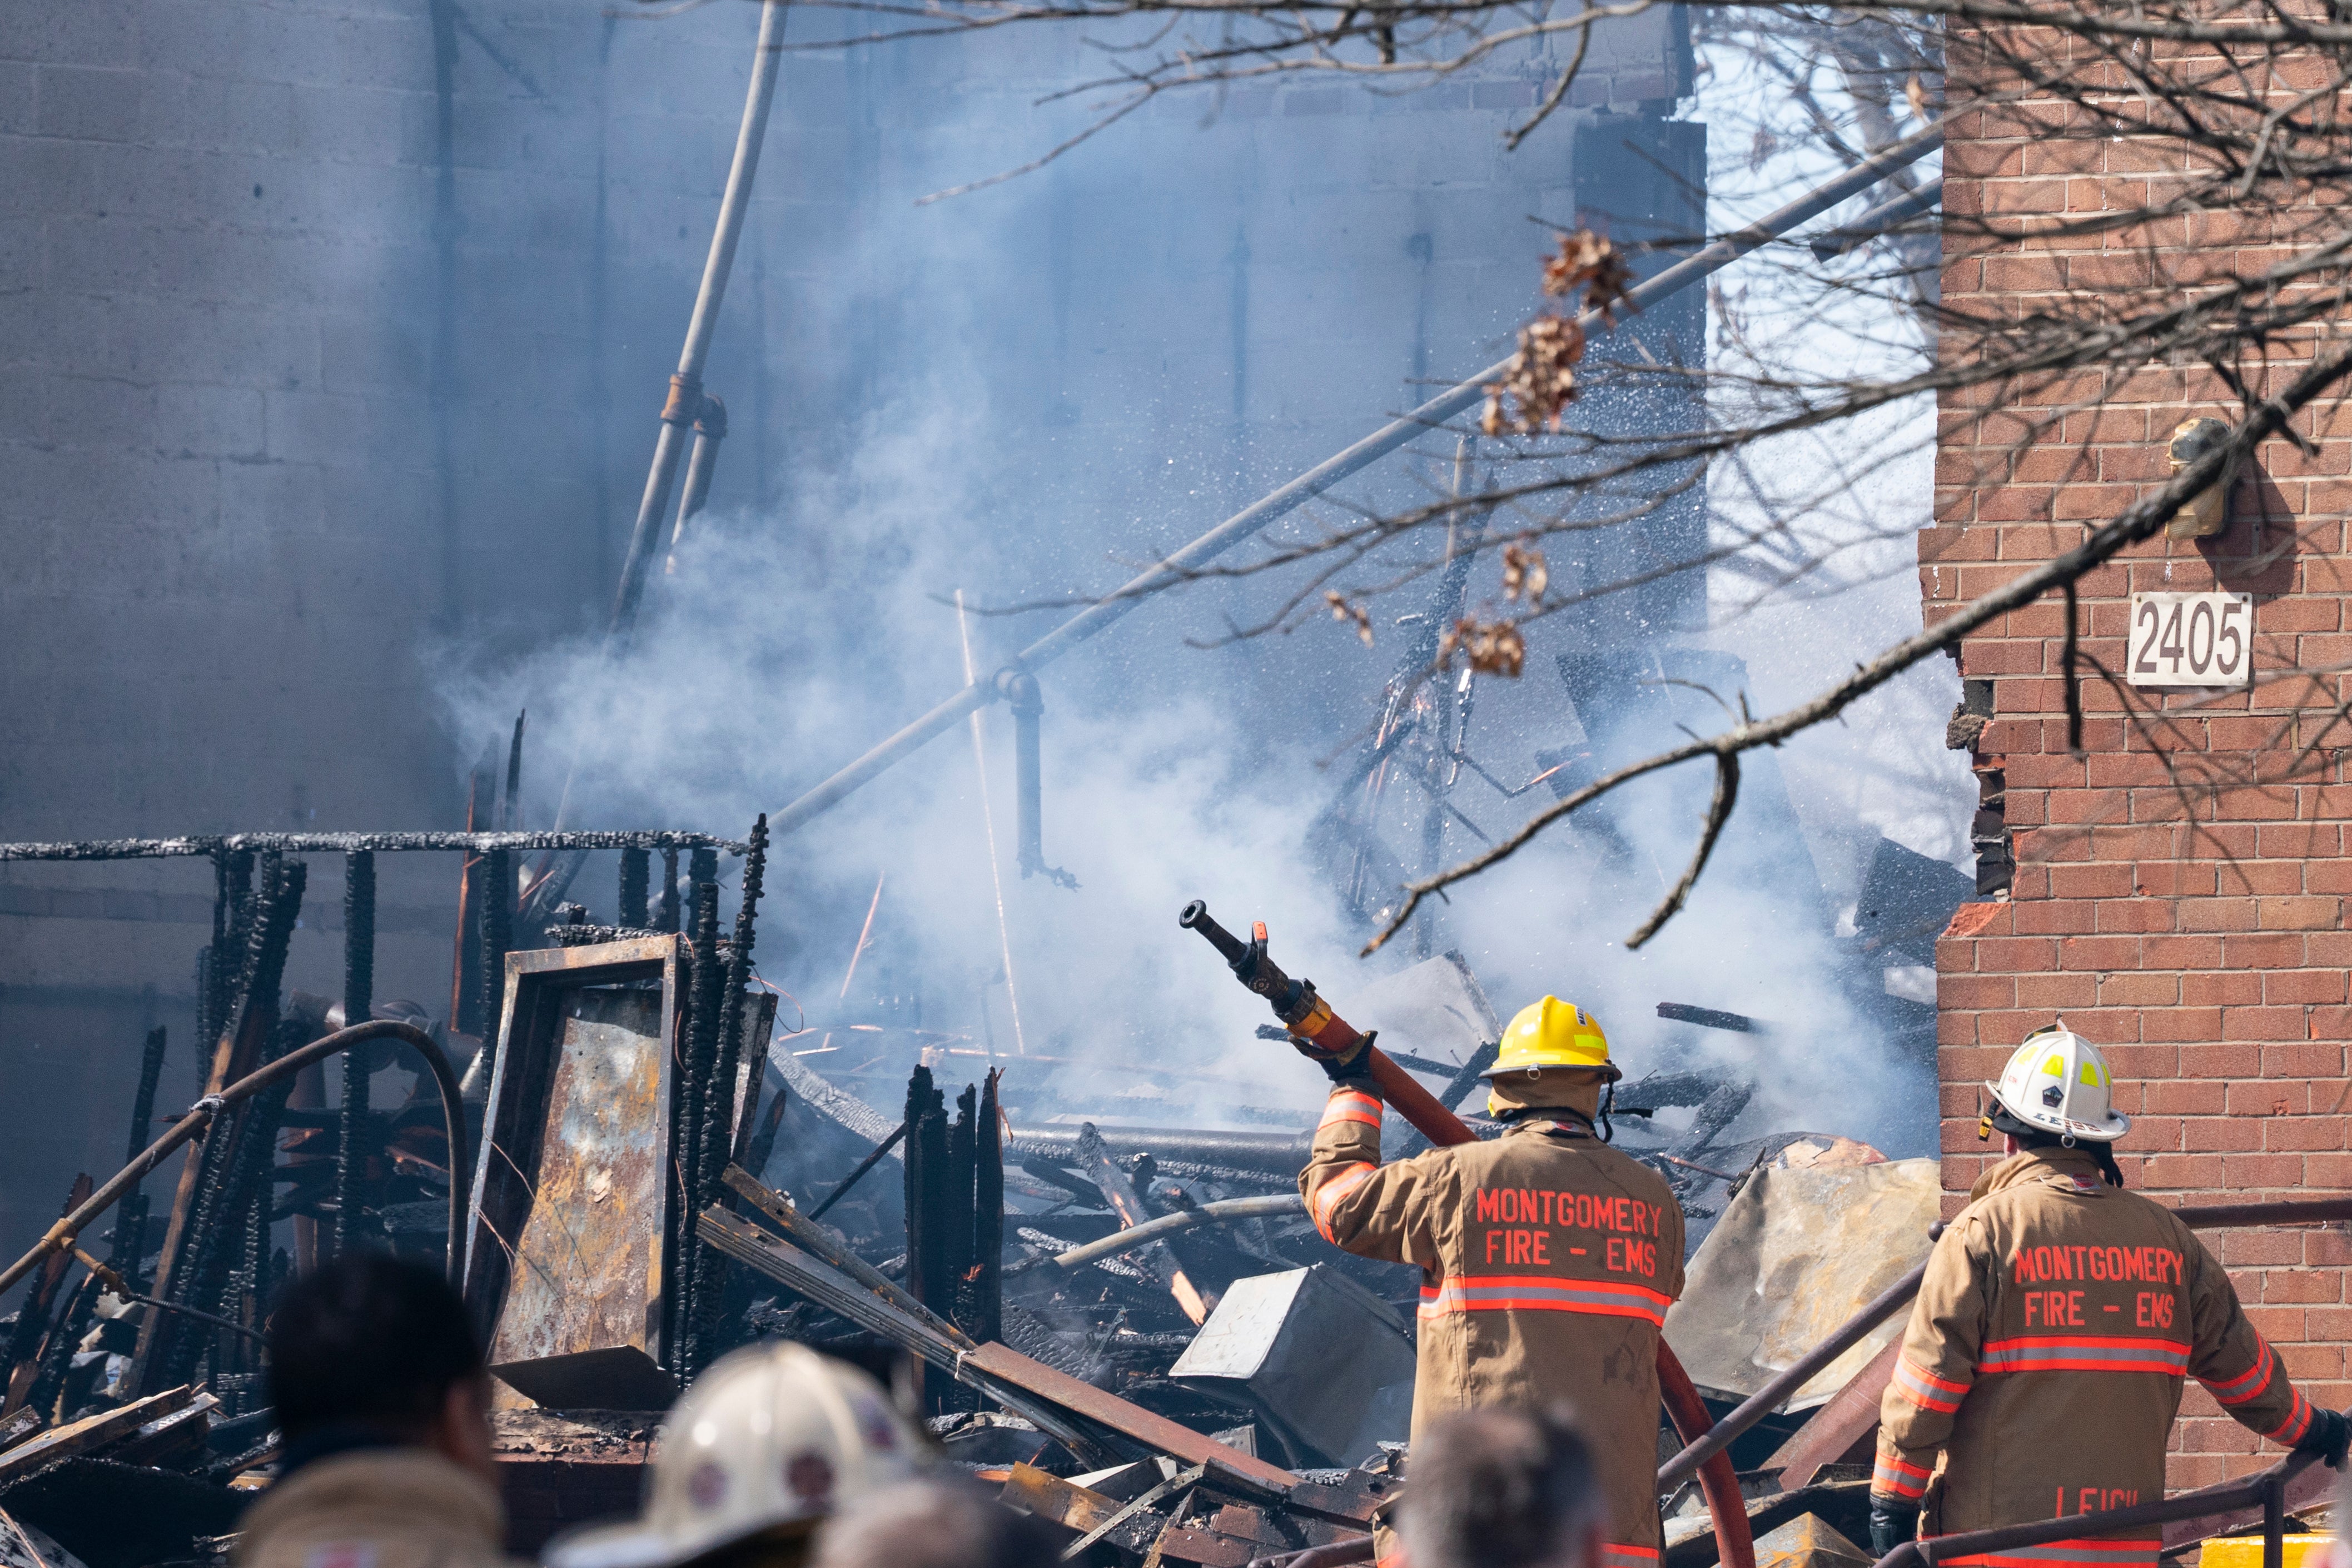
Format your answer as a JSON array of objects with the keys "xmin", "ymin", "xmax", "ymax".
[
  {"xmin": 1326, "ymin": 590, "xmax": 1376, "ymax": 647},
  {"xmin": 1488, "ymin": 315, "xmax": 1586, "ymax": 434},
  {"xmin": 1501, "ymin": 539, "xmax": 1549, "ymax": 606},
  {"xmin": 1543, "ymin": 230, "xmax": 1634, "ymax": 321},
  {"xmin": 1440, "ymin": 618, "xmax": 1526, "ymax": 678}
]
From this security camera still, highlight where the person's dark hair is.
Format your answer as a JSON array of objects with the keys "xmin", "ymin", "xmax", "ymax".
[
  {"xmin": 1400, "ymin": 1406, "xmax": 1602, "ymax": 1568},
  {"xmin": 267, "ymin": 1252, "xmax": 485, "ymax": 1440},
  {"xmin": 810, "ymin": 1478, "xmax": 1063, "ymax": 1568},
  {"xmin": 1989, "ymin": 1107, "xmax": 2126, "ymax": 1187}
]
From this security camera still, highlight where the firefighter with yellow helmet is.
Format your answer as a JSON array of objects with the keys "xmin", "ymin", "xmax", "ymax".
[
  {"xmin": 1868, "ymin": 1022, "xmax": 2350, "ymax": 1565},
  {"xmin": 1300, "ymin": 995, "xmax": 1683, "ymax": 1568}
]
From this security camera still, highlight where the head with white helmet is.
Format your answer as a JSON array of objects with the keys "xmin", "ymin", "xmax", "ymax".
[
  {"xmin": 1982, "ymin": 1021, "xmax": 2131, "ymax": 1184},
  {"xmin": 546, "ymin": 1342, "xmax": 927, "ymax": 1568}
]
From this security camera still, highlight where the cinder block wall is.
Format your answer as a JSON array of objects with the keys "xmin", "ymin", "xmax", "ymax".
[{"xmin": 1928, "ymin": 102, "xmax": 2352, "ymax": 1488}]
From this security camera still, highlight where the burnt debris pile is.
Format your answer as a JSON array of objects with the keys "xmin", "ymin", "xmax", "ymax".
[{"xmin": 0, "ymin": 823, "xmax": 1963, "ymax": 1568}]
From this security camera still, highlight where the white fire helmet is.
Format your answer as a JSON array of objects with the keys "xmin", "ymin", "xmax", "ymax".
[
  {"xmin": 545, "ymin": 1343, "xmax": 926, "ymax": 1568},
  {"xmin": 1988, "ymin": 1022, "xmax": 2131, "ymax": 1143}
]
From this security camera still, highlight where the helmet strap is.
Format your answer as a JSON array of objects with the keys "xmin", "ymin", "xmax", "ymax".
[{"xmin": 1599, "ymin": 1081, "xmax": 1615, "ymax": 1144}]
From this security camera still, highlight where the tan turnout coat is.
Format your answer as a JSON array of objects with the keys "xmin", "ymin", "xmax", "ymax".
[
  {"xmin": 1301, "ymin": 1083, "xmax": 1685, "ymax": 1568},
  {"xmin": 1872, "ymin": 1147, "xmax": 2315, "ymax": 1568},
  {"xmin": 233, "ymin": 1448, "xmax": 515, "ymax": 1568}
]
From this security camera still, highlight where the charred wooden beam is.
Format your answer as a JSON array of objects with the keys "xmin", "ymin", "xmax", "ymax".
[
  {"xmin": 673, "ymin": 883, "xmax": 724, "ymax": 1375},
  {"xmin": 619, "ymin": 848, "xmax": 650, "ymax": 929},
  {"xmin": 0, "ymin": 830, "xmax": 746, "ymax": 861},
  {"xmin": 134, "ymin": 857, "xmax": 305, "ymax": 1394},
  {"xmin": 688, "ymin": 818, "xmax": 768, "ymax": 1363},
  {"xmin": 972, "ymin": 1069, "xmax": 1003, "ymax": 1346},
  {"xmin": 658, "ymin": 848, "xmax": 681, "ymax": 933},
  {"xmin": 478, "ymin": 848, "xmax": 512, "ymax": 1068},
  {"xmin": 106, "ymin": 1027, "xmax": 170, "ymax": 1290},
  {"xmin": 334, "ymin": 850, "xmax": 375, "ymax": 1258},
  {"xmin": 2, "ymin": 1176, "xmax": 92, "ymax": 1416}
]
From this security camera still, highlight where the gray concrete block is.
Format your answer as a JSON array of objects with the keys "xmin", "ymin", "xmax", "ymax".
[
  {"xmin": 103, "ymin": 295, "xmax": 322, "ymax": 387},
  {"xmin": 0, "ymin": 0, "xmax": 142, "ymax": 69},
  {"xmin": 319, "ymin": 309, "xmax": 427, "ymax": 390}
]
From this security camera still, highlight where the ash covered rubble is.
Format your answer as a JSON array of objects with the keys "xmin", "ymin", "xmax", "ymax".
[{"xmin": 0, "ymin": 818, "xmax": 1961, "ymax": 1568}]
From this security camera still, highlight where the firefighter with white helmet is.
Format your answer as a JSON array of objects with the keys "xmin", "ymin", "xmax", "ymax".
[
  {"xmin": 546, "ymin": 1342, "xmax": 926, "ymax": 1568},
  {"xmin": 1869, "ymin": 1022, "xmax": 2351, "ymax": 1565},
  {"xmin": 1299, "ymin": 995, "xmax": 1682, "ymax": 1568}
]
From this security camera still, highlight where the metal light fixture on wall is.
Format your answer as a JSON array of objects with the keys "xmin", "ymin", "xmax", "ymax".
[{"xmin": 2166, "ymin": 415, "xmax": 2235, "ymax": 539}]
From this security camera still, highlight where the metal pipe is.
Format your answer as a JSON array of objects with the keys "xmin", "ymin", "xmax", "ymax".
[
  {"xmin": 1811, "ymin": 176, "xmax": 1942, "ymax": 261},
  {"xmin": 1872, "ymin": 1442, "xmax": 2326, "ymax": 1568},
  {"xmin": 609, "ymin": 0, "xmax": 788, "ymax": 636},
  {"xmin": 0, "ymin": 830, "xmax": 744, "ymax": 860},
  {"xmin": 765, "ymin": 120, "xmax": 1948, "ymax": 838},
  {"xmin": 0, "ymin": 1022, "xmax": 468, "ymax": 1300},
  {"xmin": 1027, "ymin": 1193, "xmax": 1306, "ymax": 1273},
  {"xmin": 1009, "ymin": 1125, "xmax": 1313, "ymax": 1178},
  {"xmin": 667, "ymin": 395, "xmax": 729, "ymax": 574},
  {"xmin": 1005, "ymin": 670, "xmax": 1045, "ymax": 877}
]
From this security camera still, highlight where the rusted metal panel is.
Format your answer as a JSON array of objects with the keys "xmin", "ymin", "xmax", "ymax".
[
  {"xmin": 1759, "ymin": 1341, "xmax": 1897, "ymax": 1487},
  {"xmin": 1663, "ymin": 1158, "xmax": 1941, "ymax": 1411},
  {"xmin": 958, "ymin": 1343, "xmax": 1301, "ymax": 1491},
  {"xmin": 465, "ymin": 939, "xmax": 682, "ymax": 1408},
  {"xmin": 1153, "ymin": 1526, "xmax": 1259, "ymax": 1567}
]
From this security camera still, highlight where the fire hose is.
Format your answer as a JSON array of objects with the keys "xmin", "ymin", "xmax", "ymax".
[
  {"xmin": 1180, "ymin": 901, "xmax": 1757, "ymax": 1568},
  {"xmin": 0, "ymin": 1022, "xmax": 468, "ymax": 1300}
]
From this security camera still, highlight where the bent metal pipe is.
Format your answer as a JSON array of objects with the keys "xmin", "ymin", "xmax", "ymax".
[{"xmin": 0, "ymin": 1021, "xmax": 468, "ymax": 1298}]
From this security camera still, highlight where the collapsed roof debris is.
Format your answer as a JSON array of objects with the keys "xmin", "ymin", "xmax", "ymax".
[{"xmin": 3, "ymin": 827, "xmax": 2345, "ymax": 1568}]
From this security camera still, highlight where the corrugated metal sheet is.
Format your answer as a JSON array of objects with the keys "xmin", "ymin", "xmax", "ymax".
[{"xmin": 1664, "ymin": 1158, "xmax": 1941, "ymax": 1411}]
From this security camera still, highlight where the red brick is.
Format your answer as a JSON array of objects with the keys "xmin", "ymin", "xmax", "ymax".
[
  {"xmin": 2224, "ymin": 1006, "xmax": 2315, "ymax": 1042},
  {"xmin": 2017, "ymin": 973, "xmax": 2100, "ymax": 1008},
  {"xmin": 1974, "ymin": 937, "xmax": 2061, "ymax": 973},
  {"xmin": 2179, "ymin": 898, "xmax": 2260, "ymax": 932},
  {"xmin": 2011, "ymin": 900, "xmax": 2099, "ymax": 935},
  {"xmin": 1943, "ymin": 975, "xmax": 2020, "ymax": 1009},
  {"xmin": 2096, "ymin": 971, "xmax": 2179, "ymax": 1006},
  {"xmin": 2143, "ymin": 1078, "xmax": 2229, "ymax": 1114},
  {"xmin": 2266, "ymin": 969, "xmax": 2347, "ymax": 1005},
  {"xmin": 2057, "ymin": 935, "xmax": 2143, "ymax": 970},
  {"xmin": 2181, "ymin": 1116, "xmax": 2264, "ymax": 1152},
  {"xmin": 2260, "ymin": 896, "xmax": 2343, "ymax": 930},
  {"xmin": 2267, "ymin": 1114, "xmax": 2348, "ymax": 1151},
  {"xmin": 2221, "ymin": 933, "xmax": 2306, "ymax": 969},
  {"xmin": 2263, "ymin": 1042, "xmax": 2348, "ymax": 1076},
  {"xmin": 2182, "ymin": 971, "xmax": 2266, "ymax": 1007}
]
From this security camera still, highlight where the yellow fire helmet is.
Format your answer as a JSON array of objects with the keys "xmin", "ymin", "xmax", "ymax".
[{"xmin": 1482, "ymin": 995, "xmax": 1620, "ymax": 1085}]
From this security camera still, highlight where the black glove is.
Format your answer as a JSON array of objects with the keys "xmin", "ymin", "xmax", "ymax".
[
  {"xmin": 1869, "ymin": 1502, "xmax": 1920, "ymax": 1557},
  {"xmin": 2295, "ymin": 1407, "xmax": 2351, "ymax": 1470},
  {"xmin": 1294, "ymin": 1028, "xmax": 1378, "ymax": 1083},
  {"xmin": 1304, "ymin": 1042, "xmax": 1377, "ymax": 1083}
]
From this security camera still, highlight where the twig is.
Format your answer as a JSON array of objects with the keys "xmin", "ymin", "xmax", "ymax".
[
  {"xmin": 1625, "ymin": 754, "xmax": 1740, "ymax": 950},
  {"xmin": 1367, "ymin": 344, "xmax": 2352, "ymax": 954}
]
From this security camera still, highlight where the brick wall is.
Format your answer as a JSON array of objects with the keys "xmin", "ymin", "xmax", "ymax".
[{"xmin": 1930, "ymin": 98, "xmax": 2351, "ymax": 1486}]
